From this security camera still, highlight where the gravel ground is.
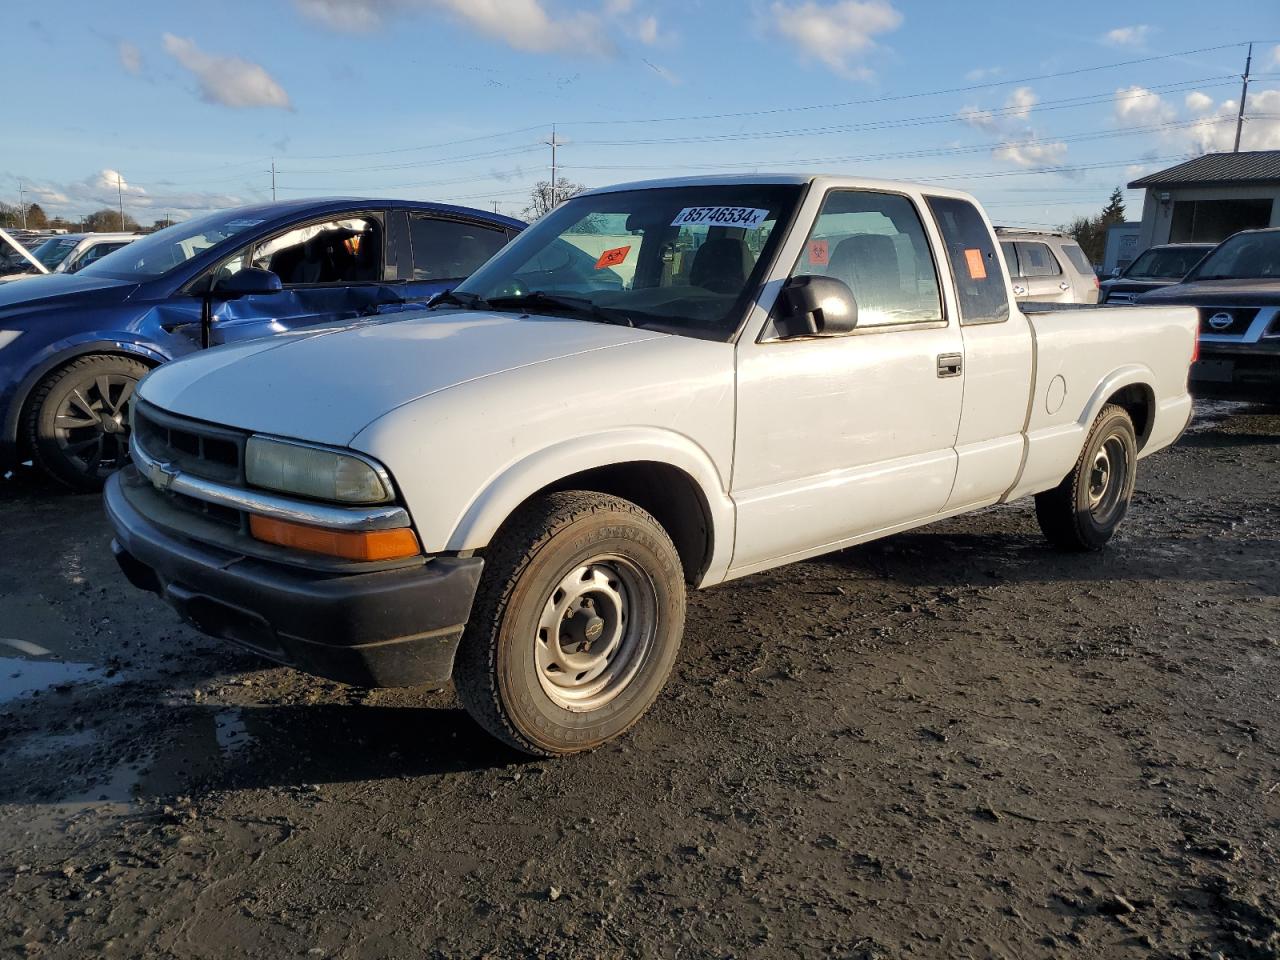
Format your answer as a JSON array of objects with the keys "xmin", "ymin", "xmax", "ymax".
[{"xmin": 1, "ymin": 400, "xmax": 1278, "ymax": 960}]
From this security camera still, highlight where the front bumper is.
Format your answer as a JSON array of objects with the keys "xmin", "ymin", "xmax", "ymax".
[
  {"xmin": 1190, "ymin": 342, "xmax": 1280, "ymax": 403},
  {"xmin": 105, "ymin": 468, "xmax": 483, "ymax": 688}
]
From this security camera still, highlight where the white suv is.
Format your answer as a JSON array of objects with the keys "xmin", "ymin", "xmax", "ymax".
[{"xmin": 996, "ymin": 228, "xmax": 1100, "ymax": 305}]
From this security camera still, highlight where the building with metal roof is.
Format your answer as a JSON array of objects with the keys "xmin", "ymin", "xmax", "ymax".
[{"xmin": 1128, "ymin": 151, "xmax": 1280, "ymax": 251}]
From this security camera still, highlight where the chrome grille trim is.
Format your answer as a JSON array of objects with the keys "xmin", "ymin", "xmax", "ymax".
[{"xmin": 131, "ymin": 436, "xmax": 411, "ymax": 532}]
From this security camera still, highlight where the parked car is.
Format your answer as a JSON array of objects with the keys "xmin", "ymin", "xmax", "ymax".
[
  {"xmin": 105, "ymin": 174, "xmax": 1197, "ymax": 756},
  {"xmin": 1099, "ymin": 243, "xmax": 1215, "ymax": 304},
  {"xmin": 0, "ymin": 228, "xmax": 49, "ymax": 282},
  {"xmin": 26, "ymin": 232, "xmax": 143, "ymax": 279},
  {"xmin": 0, "ymin": 198, "xmax": 524, "ymax": 487},
  {"xmin": 996, "ymin": 228, "xmax": 1100, "ymax": 304},
  {"xmin": 1137, "ymin": 227, "xmax": 1280, "ymax": 402}
]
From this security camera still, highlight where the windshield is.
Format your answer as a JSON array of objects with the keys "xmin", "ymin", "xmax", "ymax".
[
  {"xmin": 31, "ymin": 236, "xmax": 79, "ymax": 270},
  {"xmin": 1187, "ymin": 233, "xmax": 1280, "ymax": 282},
  {"xmin": 80, "ymin": 209, "xmax": 268, "ymax": 280},
  {"xmin": 1124, "ymin": 246, "xmax": 1209, "ymax": 281},
  {"xmin": 453, "ymin": 184, "xmax": 803, "ymax": 340}
]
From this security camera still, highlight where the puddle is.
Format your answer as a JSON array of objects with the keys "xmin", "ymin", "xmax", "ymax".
[
  {"xmin": 0, "ymin": 654, "xmax": 120, "ymax": 705},
  {"xmin": 214, "ymin": 707, "xmax": 250, "ymax": 756}
]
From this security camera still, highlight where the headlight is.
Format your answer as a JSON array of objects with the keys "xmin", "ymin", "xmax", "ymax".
[{"xmin": 245, "ymin": 436, "xmax": 392, "ymax": 504}]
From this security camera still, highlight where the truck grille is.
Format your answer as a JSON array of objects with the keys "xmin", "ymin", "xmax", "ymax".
[
  {"xmin": 1198, "ymin": 307, "xmax": 1259, "ymax": 336},
  {"xmin": 132, "ymin": 402, "xmax": 248, "ymax": 528}
]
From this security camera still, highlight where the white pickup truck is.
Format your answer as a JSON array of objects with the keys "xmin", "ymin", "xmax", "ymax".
[{"xmin": 105, "ymin": 174, "xmax": 1197, "ymax": 755}]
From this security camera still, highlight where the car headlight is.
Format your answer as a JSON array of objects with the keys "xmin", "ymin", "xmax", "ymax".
[{"xmin": 245, "ymin": 436, "xmax": 392, "ymax": 504}]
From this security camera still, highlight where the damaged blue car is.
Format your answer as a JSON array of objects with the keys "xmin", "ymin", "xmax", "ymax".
[{"xmin": 0, "ymin": 198, "xmax": 524, "ymax": 488}]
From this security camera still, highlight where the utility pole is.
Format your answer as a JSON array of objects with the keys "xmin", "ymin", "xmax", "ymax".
[
  {"xmin": 492, "ymin": 200, "xmax": 499, "ymax": 214},
  {"xmin": 1233, "ymin": 43, "xmax": 1252, "ymax": 153},
  {"xmin": 270, "ymin": 158, "xmax": 277, "ymax": 201},
  {"xmin": 116, "ymin": 172, "xmax": 126, "ymax": 231},
  {"xmin": 17, "ymin": 179, "xmax": 26, "ymax": 229},
  {"xmin": 544, "ymin": 124, "xmax": 565, "ymax": 207}
]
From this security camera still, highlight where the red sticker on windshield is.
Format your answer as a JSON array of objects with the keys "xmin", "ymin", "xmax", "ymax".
[
  {"xmin": 595, "ymin": 245, "xmax": 631, "ymax": 270},
  {"xmin": 808, "ymin": 239, "xmax": 829, "ymax": 265},
  {"xmin": 964, "ymin": 248, "xmax": 988, "ymax": 280}
]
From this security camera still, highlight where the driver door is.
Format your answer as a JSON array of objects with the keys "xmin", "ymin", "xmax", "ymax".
[{"xmin": 730, "ymin": 188, "xmax": 964, "ymax": 574}]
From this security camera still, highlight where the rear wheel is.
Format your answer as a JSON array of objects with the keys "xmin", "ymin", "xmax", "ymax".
[
  {"xmin": 1035, "ymin": 404, "xmax": 1137, "ymax": 551},
  {"xmin": 24, "ymin": 354, "xmax": 148, "ymax": 491},
  {"xmin": 454, "ymin": 491, "xmax": 686, "ymax": 756}
]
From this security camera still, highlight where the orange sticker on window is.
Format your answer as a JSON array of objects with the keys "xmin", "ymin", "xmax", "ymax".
[
  {"xmin": 964, "ymin": 248, "xmax": 988, "ymax": 280},
  {"xmin": 595, "ymin": 245, "xmax": 631, "ymax": 270},
  {"xmin": 807, "ymin": 239, "xmax": 829, "ymax": 266}
]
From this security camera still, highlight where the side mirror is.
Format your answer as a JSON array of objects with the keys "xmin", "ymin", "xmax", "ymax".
[
  {"xmin": 777, "ymin": 274, "xmax": 858, "ymax": 336},
  {"xmin": 1110, "ymin": 267, "xmax": 1122, "ymax": 278},
  {"xmin": 212, "ymin": 267, "xmax": 282, "ymax": 299}
]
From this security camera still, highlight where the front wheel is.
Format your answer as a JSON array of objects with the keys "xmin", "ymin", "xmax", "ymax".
[
  {"xmin": 24, "ymin": 354, "xmax": 148, "ymax": 491},
  {"xmin": 454, "ymin": 491, "xmax": 686, "ymax": 756},
  {"xmin": 1035, "ymin": 404, "xmax": 1137, "ymax": 551}
]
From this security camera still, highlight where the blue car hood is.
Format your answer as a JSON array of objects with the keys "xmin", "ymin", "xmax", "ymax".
[{"xmin": 0, "ymin": 273, "xmax": 139, "ymax": 315}]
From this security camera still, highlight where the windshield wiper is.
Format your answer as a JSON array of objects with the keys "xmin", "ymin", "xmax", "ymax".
[
  {"xmin": 485, "ymin": 291, "xmax": 634, "ymax": 327},
  {"xmin": 429, "ymin": 289, "xmax": 489, "ymax": 309}
]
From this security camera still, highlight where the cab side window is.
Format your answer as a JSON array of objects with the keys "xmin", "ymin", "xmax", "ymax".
[
  {"xmin": 926, "ymin": 196, "xmax": 1009, "ymax": 325},
  {"xmin": 409, "ymin": 216, "xmax": 508, "ymax": 282},
  {"xmin": 793, "ymin": 190, "xmax": 943, "ymax": 327},
  {"xmin": 1016, "ymin": 242, "xmax": 1062, "ymax": 277}
]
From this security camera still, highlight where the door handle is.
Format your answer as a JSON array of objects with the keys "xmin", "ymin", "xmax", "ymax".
[
  {"xmin": 937, "ymin": 353, "xmax": 963, "ymax": 378},
  {"xmin": 1012, "ymin": 284, "xmax": 1027, "ymax": 296},
  {"xmin": 1059, "ymin": 281, "xmax": 1071, "ymax": 291}
]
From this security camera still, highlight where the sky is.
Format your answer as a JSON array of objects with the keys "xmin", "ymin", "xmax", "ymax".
[{"xmin": 3, "ymin": 0, "xmax": 1279, "ymax": 228}]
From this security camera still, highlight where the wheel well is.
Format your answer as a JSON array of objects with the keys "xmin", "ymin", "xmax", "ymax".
[
  {"xmin": 528, "ymin": 461, "xmax": 714, "ymax": 584},
  {"xmin": 15, "ymin": 350, "xmax": 159, "ymax": 456},
  {"xmin": 1106, "ymin": 383, "xmax": 1155, "ymax": 449}
]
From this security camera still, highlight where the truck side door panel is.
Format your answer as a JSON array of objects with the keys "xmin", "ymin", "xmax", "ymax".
[{"xmin": 730, "ymin": 189, "xmax": 964, "ymax": 575}]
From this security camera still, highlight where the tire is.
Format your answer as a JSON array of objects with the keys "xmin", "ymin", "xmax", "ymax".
[
  {"xmin": 454, "ymin": 491, "xmax": 686, "ymax": 756},
  {"xmin": 24, "ymin": 354, "xmax": 148, "ymax": 491},
  {"xmin": 1034, "ymin": 404, "xmax": 1137, "ymax": 552}
]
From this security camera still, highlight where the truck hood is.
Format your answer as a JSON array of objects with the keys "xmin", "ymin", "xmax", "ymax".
[
  {"xmin": 1136, "ymin": 278, "xmax": 1280, "ymax": 307},
  {"xmin": 138, "ymin": 309, "xmax": 667, "ymax": 446},
  {"xmin": 0, "ymin": 272, "xmax": 139, "ymax": 317}
]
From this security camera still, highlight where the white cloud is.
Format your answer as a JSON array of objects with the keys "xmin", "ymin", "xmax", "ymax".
[
  {"xmin": 1185, "ymin": 91, "xmax": 1214, "ymax": 114},
  {"xmin": 19, "ymin": 170, "xmax": 249, "ymax": 220},
  {"xmin": 636, "ymin": 14, "xmax": 659, "ymax": 44},
  {"xmin": 295, "ymin": 0, "xmax": 614, "ymax": 54},
  {"xmin": 1103, "ymin": 25, "xmax": 1150, "ymax": 47},
  {"xmin": 1113, "ymin": 85, "xmax": 1280, "ymax": 154},
  {"xmin": 771, "ymin": 0, "xmax": 902, "ymax": 78},
  {"xmin": 965, "ymin": 65, "xmax": 1001, "ymax": 82},
  {"xmin": 992, "ymin": 137, "xmax": 1068, "ymax": 168},
  {"xmin": 957, "ymin": 105, "xmax": 997, "ymax": 133},
  {"xmin": 118, "ymin": 40, "xmax": 142, "ymax": 75},
  {"xmin": 1270, "ymin": 43, "xmax": 1280, "ymax": 69},
  {"xmin": 1006, "ymin": 86, "xmax": 1036, "ymax": 121},
  {"xmin": 162, "ymin": 34, "xmax": 292, "ymax": 109},
  {"xmin": 1113, "ymin": 85, "xmax": 1176, "ymax": 126}
]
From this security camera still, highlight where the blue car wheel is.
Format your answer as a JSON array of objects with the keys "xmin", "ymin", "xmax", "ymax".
[{"xmin": 25, "ymin": 354, "xmax": 149, "ymax": 491}]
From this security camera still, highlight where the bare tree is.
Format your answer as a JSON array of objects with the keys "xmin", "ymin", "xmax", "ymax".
[{"xmin": 523, "ymin": 178, "xmax": 587, "ymax": 220}]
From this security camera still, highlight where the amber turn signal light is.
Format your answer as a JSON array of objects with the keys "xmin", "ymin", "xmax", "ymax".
[{"xmin": 249, "ymin": 515, "xmax": 421, "ymax": 561}]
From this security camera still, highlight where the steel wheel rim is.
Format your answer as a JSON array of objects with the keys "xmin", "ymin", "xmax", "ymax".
[
  {"xmin": 52, "ymin": 374, "xmax": 136, "ymax": 478},
  {"xmin": 1087, "ymin": 435, "xmax": 1128, "ymax": 524},
  {"xmin": 534, "ymin": 555, "xmax": 658, "ymax": 712}
]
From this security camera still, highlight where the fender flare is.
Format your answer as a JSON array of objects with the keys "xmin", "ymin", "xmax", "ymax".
[
  {"xmin": 1077, "ymin": 363, "xmax": 1156, "ymax": 438},
  {"xmin": 444, "ymin": 427, "xmax": 737, "ymax": 585},
  {"xmin": 2, "ymin": 337, "xmax": 171, "ymax": 454}
]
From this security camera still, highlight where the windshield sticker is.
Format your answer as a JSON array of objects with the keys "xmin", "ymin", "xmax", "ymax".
[
  {"xmin": 225, "ymin": 219, "xmax": 266, "ymax": 231},
  {"xmin": 595, "ymin": 245, "xmax": 631, "ymax": 270},
  {"xmin": 671, "ymin": 206, "xmax": 770, "ymax": 229},
  {"xmin": 807, "ymin": 239, "xmax": 829, "ymax": 266},
  {"xmin": 964, "ymin": 248, "xmax": 988, "ymax": 280}
]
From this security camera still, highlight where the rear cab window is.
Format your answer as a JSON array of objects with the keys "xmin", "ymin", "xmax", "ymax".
[{"xmin": 925, "ymin": 196, "xmax": 1009, "ymax": 325}]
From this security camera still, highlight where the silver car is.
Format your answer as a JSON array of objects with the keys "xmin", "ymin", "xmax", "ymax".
[{"xmin": 996, "ymin": 228, "xmax": 1100, "ymax": 305}]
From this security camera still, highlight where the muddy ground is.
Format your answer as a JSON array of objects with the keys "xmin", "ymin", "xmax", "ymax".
[{"xmin": 1, "ymin": 400, "xmax": 1278, "ymax": 959}]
